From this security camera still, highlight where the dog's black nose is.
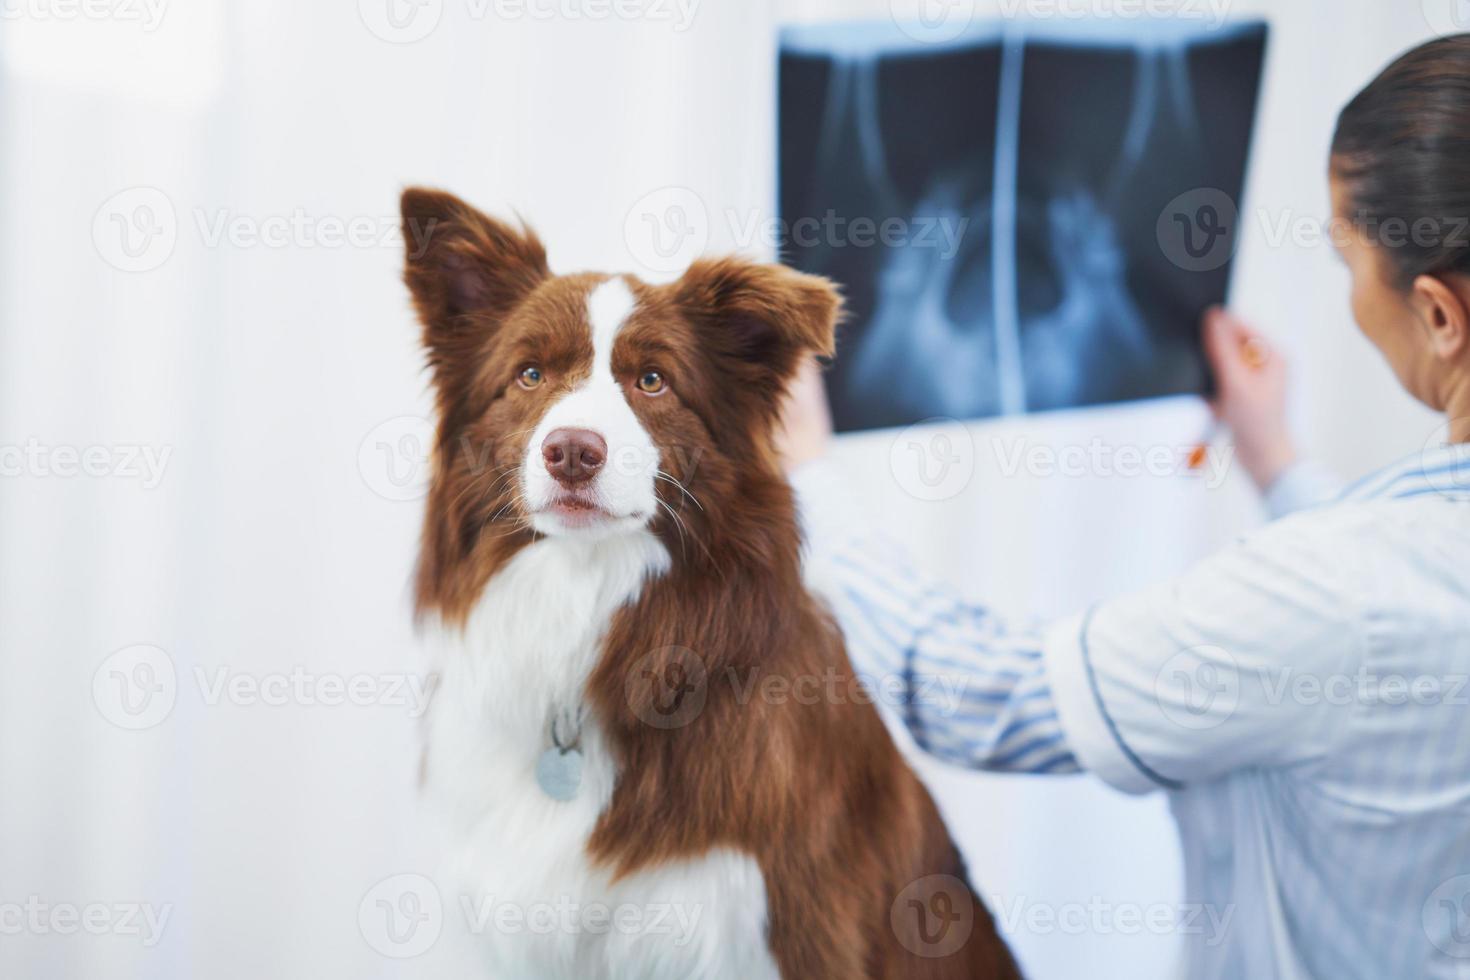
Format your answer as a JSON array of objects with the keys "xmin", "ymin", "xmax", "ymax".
[{"xmin": 542, "ymin": 428, "xmax": 607, "ymax": 486}]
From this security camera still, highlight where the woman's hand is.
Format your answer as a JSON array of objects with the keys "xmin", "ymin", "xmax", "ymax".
[
  {"xmin": 1204, "ymin": 306, "xmax": 1299, "ymax": 493},
  {"xmin": 775, "ymin": 356, "xmax": 834, "ymax": 473}
]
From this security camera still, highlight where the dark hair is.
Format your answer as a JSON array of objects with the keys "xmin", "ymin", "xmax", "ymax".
[{"xmin": 1332, "ymin": 34, "xmax": 1470, "ymax": 288}]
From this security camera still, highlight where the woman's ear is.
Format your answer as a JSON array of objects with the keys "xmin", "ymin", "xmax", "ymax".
[
  {"xmin": 1410, "ymin": 273, "xmax": 1470, "ymax": 363},
  {"xmin": 400, "ymin": 188, "xmax": 549, "ymax": 387}
]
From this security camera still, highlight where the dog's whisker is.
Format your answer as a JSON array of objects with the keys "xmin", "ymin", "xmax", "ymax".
[
  {"xmin": 655, "ymin": 470, "xmax": 704, "ymax": 512},
  {"xmin": 655, "ymin": 497, "xmax": 691, "ymax": 561}
]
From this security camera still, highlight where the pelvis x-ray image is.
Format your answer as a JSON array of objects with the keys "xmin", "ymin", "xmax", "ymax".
[{"xmin": 778, "ymin": 20, "xmax": 1268, "ymax": 432}]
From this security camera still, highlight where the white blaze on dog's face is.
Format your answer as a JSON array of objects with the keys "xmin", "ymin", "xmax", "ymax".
[
  {"xmin": 400, "ymin": 187, "xmax": 842, "ymax": 617},
  {"xmin": 522, "ymin": 278, "xmax": 660, "ymax": 537}
]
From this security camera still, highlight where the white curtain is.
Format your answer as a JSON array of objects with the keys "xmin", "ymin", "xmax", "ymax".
[{"xmin": 0, "ymin": 1, "xmax": 1445, "ymax": 977}]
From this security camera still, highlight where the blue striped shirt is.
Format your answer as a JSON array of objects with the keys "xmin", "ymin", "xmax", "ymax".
[{"xmin": 797, "ymin": 442, "xmax": 1470, "ymax": 979}]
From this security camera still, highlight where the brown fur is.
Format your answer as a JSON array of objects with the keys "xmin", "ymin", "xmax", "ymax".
[{"xmin": 402, "ymin": 186, "xmax": 1021, "ymax": 979}]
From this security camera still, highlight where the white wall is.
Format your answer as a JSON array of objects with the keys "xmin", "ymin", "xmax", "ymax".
[{"xmin": 0, "ymin": 1, "xmax": 1455, "ymax": 977}]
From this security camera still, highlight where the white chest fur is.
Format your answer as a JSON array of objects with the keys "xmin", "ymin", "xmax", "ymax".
[{"xmin": 421, "ymin": 532, "xmax": 781, "ymax": 980}]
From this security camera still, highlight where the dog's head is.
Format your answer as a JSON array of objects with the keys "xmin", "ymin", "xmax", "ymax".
[{"xmin": 401, "ymin": 188, "xmax": 841, "ymax": 621}]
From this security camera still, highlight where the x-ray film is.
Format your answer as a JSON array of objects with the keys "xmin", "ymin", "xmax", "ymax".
[{"xmin": 778, "ymin": 19, "xmax": 1269, "ymax": 431}]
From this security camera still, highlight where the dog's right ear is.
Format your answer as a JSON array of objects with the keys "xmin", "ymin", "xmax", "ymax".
[{"xmin": 400, "ymin": 187, "xmax": 548, "ymax": 383}]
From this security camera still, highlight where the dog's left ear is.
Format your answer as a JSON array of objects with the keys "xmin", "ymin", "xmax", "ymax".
[
  {"xmin": 400, "ymin": 187, "xmax": 548, "ymax": 387},
  {"xmin": 672, "ymin": 257, "xmax": 842, "ymax": 417}
]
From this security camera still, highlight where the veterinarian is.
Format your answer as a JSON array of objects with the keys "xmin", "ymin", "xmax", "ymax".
[{"xmin": 780, "ymin": 35, "xmax": 1470, "ymax": 979}]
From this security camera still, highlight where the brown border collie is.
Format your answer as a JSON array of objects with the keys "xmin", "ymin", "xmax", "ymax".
[{"xmin": 401, "ymin": 187, "xmax": 1020, "ymax": 979}]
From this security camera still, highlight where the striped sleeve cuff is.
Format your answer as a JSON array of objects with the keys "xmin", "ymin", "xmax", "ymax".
[{"xmin": 1042, "ymin": 612, "xmax": 1158, "ymax": 795}]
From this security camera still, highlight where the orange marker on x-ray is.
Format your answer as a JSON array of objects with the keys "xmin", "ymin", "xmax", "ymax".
[{"xmin": 1188, "ymin": 332, "xmax": 1271, "ymax": 471}]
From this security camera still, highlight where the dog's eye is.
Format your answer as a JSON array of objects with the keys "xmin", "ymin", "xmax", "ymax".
[
  {"xmin": 636, "ymin": 371, "xmax": 666, "ymax": 395},
  {"xmin": 517, "ymin": 366, "xmax": 544, "ymax": 390}
]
